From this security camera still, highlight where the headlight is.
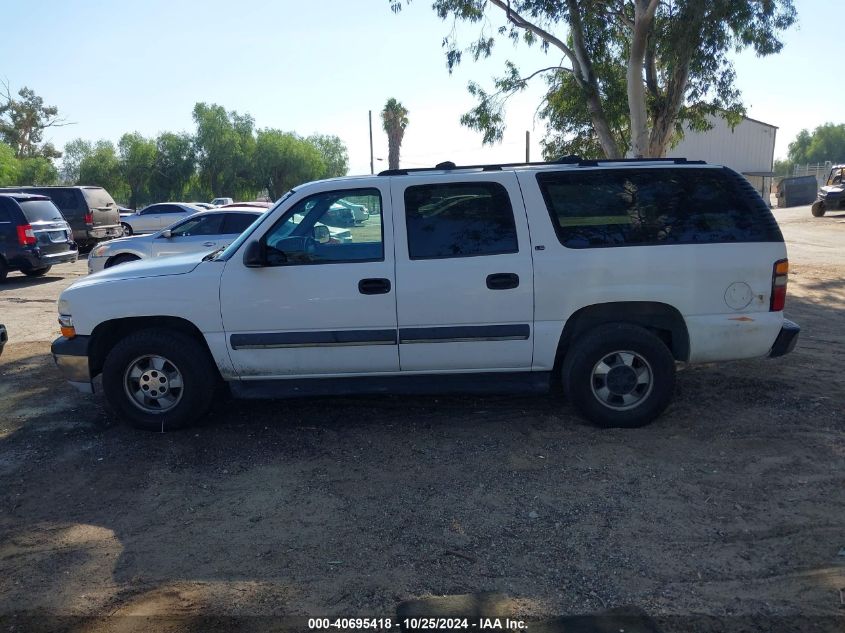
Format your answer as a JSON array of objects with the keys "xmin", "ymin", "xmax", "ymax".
[
  {"xmin": 91, "ymin": 244, "xmax": 110, "ymax": 258},
  {"xmin": 58, "ymin": 313, "xmax": 75, "ymax": 338}
]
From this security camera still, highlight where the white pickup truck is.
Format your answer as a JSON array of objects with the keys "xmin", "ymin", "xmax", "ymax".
[{"xmin": 53, "ymin": 158, "xmax": 799, "ymax": 431}]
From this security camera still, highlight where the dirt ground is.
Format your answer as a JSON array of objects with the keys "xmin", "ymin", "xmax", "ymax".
[{"xmin": 0, "ymin": 204, "xmax": 843, "ymax": 632}]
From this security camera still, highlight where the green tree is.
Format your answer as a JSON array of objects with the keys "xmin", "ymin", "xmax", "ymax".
[
  {"xmin": 192, "ymin": 103, "xmax": 256, "ymax": 199},
  {"xmin": 0, "ymin": 143, "xmax": 20, "ymax": 185},
  {"xmin": 381, "ymin": 98, "xmax": 409, "ymax": 170},
  {"xmin": 118, "ymin": 132, "xmax": 157, "ymax": 208},
  {"xmin": 253, "ymin": 129, "xmax": 325, "ymax": 200},
  {"xmin": 787, "ymin": 124, "xmax": 845, "ymax": 165},
  {"xmin": 61, "ymin": 138, "xmax": 93, "ymax": 184},
  {"xmin": 0, "ymin": 82, "xmax": 67, "ymax": 159},
  {"xmin": 18, "ymin": 157, "xmax": 58, "ymax": 185},
  {"xmin": 307, "ymin": 134, "xmax": 349, "ymax": 178},
  {"xmin": 391, "ymin": 0, "xmax": 796, "ymax": 158},
  {"xmin": 79, "ymin": 141, "xmax": 129, "ymax": 203},
  {"xmin": 151, "ymin": 132, "xmax": 195, "ymax": 201}
]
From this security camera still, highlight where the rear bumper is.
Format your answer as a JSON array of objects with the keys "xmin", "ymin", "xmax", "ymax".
[
  {"xmin": 51, "ymin": 335, "xmax": 94, "ymax": 393},
  {"xmin": 769, "ymin": 319, "xmax": 800, "ymax": 358},
  {"xmin": 10, "ymin": 246, "xmax": 78, "ymax": 270},
  {"xmin": 74, "ymin": 225, "xmax": 123, "ymax": 242}
]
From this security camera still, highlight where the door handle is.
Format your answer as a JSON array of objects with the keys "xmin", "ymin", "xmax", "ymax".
[
  {"xmin": 358, "ymin": 278, "xmax": 391, "ymax": 295},
  {"xmin": 486, "ymin": 273, "xmax": 520, "ymax": 290},
  {"xmin": 202, "ymin": 241, "xmax": 216, "ymax": 247}
]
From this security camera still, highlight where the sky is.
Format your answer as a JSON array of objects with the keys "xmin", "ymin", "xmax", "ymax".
[{"xmin": 1, "ymin": 0, "xmax": 842, "ymax": 176}]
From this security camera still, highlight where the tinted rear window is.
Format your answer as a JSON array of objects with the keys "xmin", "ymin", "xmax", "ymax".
[
  {"xmin": 81, "ymin": 188, "xmax": 117, "ymax": 209},
  {"xmin": 404, "ymin": 182, "xmax": 518, "ymax": 259},
  {"xmin": 31, "ymin": 188, "xmax": 81, "ymax": 211},
  {"xmin": 537, "ymin": 167, "xmax": 781, "ymax": 248},
  {"xmin": 19, "ymin": 199, "xmax": 64, "ymax": 222}
]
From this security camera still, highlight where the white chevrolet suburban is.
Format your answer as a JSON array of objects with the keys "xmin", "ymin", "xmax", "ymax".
[{"xmin": 52, "ymin": 158, "xmax": 800, "ymax": 431}]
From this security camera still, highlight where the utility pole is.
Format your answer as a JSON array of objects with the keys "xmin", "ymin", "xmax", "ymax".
[
  {"xmin": 369, "ymin": 110, "xmax": 374, "ymax": 175},
  {"xmin": 525, "ymin": 131, "xmax": 530, "ymax": 163}
]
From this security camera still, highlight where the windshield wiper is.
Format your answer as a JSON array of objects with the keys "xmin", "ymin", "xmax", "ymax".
[{"xmin": 202, "ymin": 246, "xmax": 226, "ymax": 262}]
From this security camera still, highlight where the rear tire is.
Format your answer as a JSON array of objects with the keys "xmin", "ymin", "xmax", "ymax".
[
  {"xmin": 105, "ymin": 254, "xmax": 140, "ymax": 268},
  {"xmin": 561, "ymin": 323, "xmax": 675, "ymax": 428},
  {"xmin": 0, "ymin": 259, "xmax": 7, "ymax": 283},
  {"xmin": 811, "ymin": 201, "xmax": 826, "ymax": 217},
  {"xmin": 102, "ymin": 329, "xmax": 216, "ymax": 431},
  {"xmin": 23, "ymin": 266, "xmax": 51, "ymax": 277}
]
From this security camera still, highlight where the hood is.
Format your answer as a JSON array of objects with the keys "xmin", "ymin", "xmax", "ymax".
[
  {"xmin": 820, "ymin": 184, "xmax": 844, "ymax": 195},
  {"xmin": 72, "ymin": 252, "xmax": 207, "ymax": 287}
]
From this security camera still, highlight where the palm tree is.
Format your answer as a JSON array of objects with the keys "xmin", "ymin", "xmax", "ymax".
[{"xmin": 381, "ymin": 98, "xmax": 409, "ymax": 171}]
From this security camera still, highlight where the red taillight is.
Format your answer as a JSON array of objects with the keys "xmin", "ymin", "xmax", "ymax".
[
  {"xmin": 16, "ymin": 224, "xmax": 36, "ymax": 246},
  {"xmin": 83, "ymin": 212, "xmax": 93, "ymax": 225},
  {"xmin": 770, "ymin": 259, "xmax": 788, "ymax": 312}
]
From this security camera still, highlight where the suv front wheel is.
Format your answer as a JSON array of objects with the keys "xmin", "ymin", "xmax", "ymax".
[
  {"xmin": 102, "ymin": 329, "xmax": 216, "ymax": 430},
  {"xmin": 562, "ymin": 323, "xmax": 675, "ymax": 428}
]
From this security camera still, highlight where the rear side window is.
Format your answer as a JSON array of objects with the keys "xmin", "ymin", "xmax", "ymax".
[
  {"xmin": 0, "ymin": 199, "xmax": 14, "ymax": 223},
  {"xmin": 222, "ymin": 213, "xmax": 260, "ymax": 234},
  {"xmin": 81, "ymin": 188, "xmax": 117, "ymax": 210},
  {"xmin": 19, "ymin": 199, "xmax": 64, "ymax": 223},
  {"xmin": 28, "ymin": 188, "xmax": 81, "ymax": 211},
  {"xmin": 537, "ymin": 168, "xmax": 780, "ymax": 248},
  {"xmin": 404, "ymin": 182, "xmax": 518, "ymax": 259}
]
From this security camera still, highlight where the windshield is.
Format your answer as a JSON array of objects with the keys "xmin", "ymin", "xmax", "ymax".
[
  {"xmin": 213, "ymin": 189, "xmax": 296, "ymax": 261},
  {"xmin": 19, "ymin": 199, "xmax": 64, "ymax": 222},
  {"xmin": 827, "ymin": 168, "xmax": 844, "ymax": 186}
]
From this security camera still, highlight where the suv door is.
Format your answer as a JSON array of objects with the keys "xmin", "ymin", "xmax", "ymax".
[
  {"xmin": 391, "ymin": 172, "xmax": 534, "ymax": 371},
  {"xmin": 220, "ymin": 185, "xmax": 398, "ymax": 377}
]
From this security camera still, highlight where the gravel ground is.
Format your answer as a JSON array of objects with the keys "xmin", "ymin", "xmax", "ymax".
[{"xmin": 0, "ymin": 204, "xmax": 843, "ymax": 632}]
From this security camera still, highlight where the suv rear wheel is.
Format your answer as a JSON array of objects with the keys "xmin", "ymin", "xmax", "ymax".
[
  {"xmin": 561, "ymin": 323, "xmax": 675, "ymax": 428},
  {"xmin": 23, "ymin": 266, "xmax": 51, "ymax": 277},
  {"xmin": 0, "ymin": 259, "xmax": 7, "ymax": 283},
  {"xmin": 102, "ymin": 329, "xmax": 216, "ymax": 431}
]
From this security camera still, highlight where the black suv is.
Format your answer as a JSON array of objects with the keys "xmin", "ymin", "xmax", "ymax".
[
  {"xmin": 0, "ymin": 186, "xmax": 122, "ymax": 249},
  {"xmin": 0, "ymin": 193, "xmax": 78, "ymax": 281}
]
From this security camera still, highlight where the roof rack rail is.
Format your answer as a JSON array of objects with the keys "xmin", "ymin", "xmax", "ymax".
[{"xmin": 377, "ymin": 156, "xmax": 706, "ymax": 176}]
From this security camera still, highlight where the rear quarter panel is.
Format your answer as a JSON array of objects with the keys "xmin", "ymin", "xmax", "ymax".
[{"xmin": 516, "ymin": 169, "xmax": 788, "ymax": 368}]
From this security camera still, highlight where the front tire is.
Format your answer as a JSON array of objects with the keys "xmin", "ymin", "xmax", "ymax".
[
  {"xmin": 102, "ymin": 329, "xmax": 216, "ymax": 430},
  {"xmin": 811, "ymin": 201, "xmax": 826, "ymax": 217},
  {"xmin": 23, "ymin": 266, "xmax": 51, "ymax": 277},
  {"xmin": 561, "ymin": 323, "xmax": 675, "ymax": 428},
  {"xmin": 105, "ymin": 254, "xmax": 140, "ymax": 268},
  {"xmin": 121, "ymin": 222, "xmax": 133, "ymax": 236}
]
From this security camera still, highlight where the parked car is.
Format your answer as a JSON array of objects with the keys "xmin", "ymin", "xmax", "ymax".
[
  {"xmin": 210, "ymin": 197, "xmax": 234, "ymax": 207},
  {"xmin": 0, "ymin": 192, "xmax": 78, "ymax": 282},
  {"xmin": 88, "ymin": 208, "xmax": 264, "ymax": 274},
  {"xmin": 318, "ymin": 199, "xmax": 370, "ymax": 226},
  {"xmin": 220, "ymin": 201, "xmax": 273, "ymax": 209},
  {"xmin": 0, "ymin": 186, "xmax": 122, "ymax": 250},
  {"xmin": 52, "ymin": 157, "xmax": 799, "ymax": 431},
  {"xmin": 0, "ymin": 324, "xmax": 6, "ymax": 357},
  {"xmin": 120, "ymin": 203, "xmax": 205, "ymax": 235},
  {"xmin": 810, "ymin": 164, "xmax": 845, "ymax": 217},
  {"xmin": 188, "ymin": 202, "xmax": 215, "ymax": 210}
]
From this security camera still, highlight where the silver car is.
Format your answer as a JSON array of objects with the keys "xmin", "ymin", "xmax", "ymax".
[
  {"xmin": 88, "ymin": 208, "xmax": 263, "ymax": 273},
  {"xmin": 120, "ymin": 202, "xmax": 205, "ymax": 235}
]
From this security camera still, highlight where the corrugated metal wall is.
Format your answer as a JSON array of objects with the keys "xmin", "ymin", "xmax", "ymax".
[{"xmin": 669, "ymin": 116, "xmax": 776, "ymax": 173}]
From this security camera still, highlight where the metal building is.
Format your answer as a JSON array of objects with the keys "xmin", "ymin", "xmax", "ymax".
[{"xmin": 669, "ymin": 115, "xmax": 777, "ymax": 202}]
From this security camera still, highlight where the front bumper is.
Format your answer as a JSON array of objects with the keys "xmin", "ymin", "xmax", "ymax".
[
  {"xmin": 769, "ymin": 319, "xmax": 800, "ymax": 358},
  {"xmin": 51, "ymin": 335, "xmax": 94, "ymax": 393}
]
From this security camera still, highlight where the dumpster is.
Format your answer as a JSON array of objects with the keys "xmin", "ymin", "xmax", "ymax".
[{"xmin": 776, "ymin": 175, "xmax": 819, "ymax": 208}]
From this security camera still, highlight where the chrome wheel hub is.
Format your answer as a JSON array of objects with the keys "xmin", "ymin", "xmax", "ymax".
[
  {"xmin": 591, "ymin": 351, "xmax": 653, "ymax": 411},
  {"xmin": 124, "ymin": 355, "xmax": 184, "ymax": 413}
]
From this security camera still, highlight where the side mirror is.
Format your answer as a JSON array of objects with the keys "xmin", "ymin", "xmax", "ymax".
[
  {"xmin": 313, "ymin": 224, "xmax": 331, "ymax": 244},
  {"xmin": 243, "ymin": 240, "xmax": 266, "ymax": 267},
  {"xmin": 161, "ymin": 229, "xmax": 172, "ymax": 239}
]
